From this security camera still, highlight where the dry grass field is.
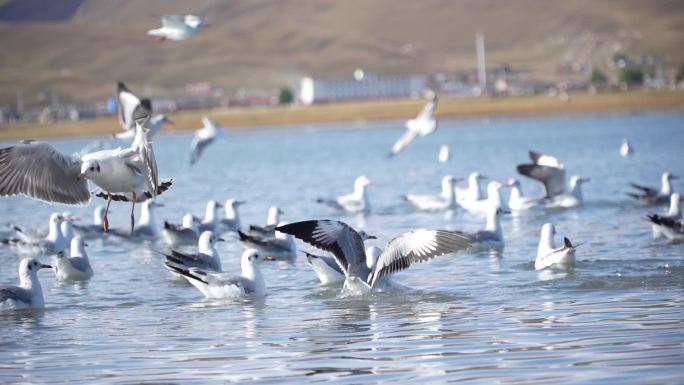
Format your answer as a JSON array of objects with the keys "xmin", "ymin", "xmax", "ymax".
[{"xmin": 1, "ymin": 90, "xmax": 682, "ymax": 141}]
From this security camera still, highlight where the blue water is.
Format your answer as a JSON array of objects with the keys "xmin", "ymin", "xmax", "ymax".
[{"xmin": 1, "ymin": 110, "xmax": 683, "ymax": 384}]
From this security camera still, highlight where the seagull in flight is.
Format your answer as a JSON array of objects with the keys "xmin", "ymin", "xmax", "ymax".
[
  {"xmin": 147, "ymin": 15, "xmax": 208, "ymax": 43},
  {"xmin": 189, "ymin": 117, "xmax": 222, "ymax": 166},
  {"xmin": 389, "ymin": 93, "xmax": 438, "ymax": 157},
  {"xmin": 114, "ymin": 82, "xmax": 170, "ymax": 140},
  {"xmin": 276, "ymin": 219, "xmax": 472, "ymax": 295}
]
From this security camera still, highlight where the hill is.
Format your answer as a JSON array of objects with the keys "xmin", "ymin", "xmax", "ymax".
[{"xmin": 0, "ymin": 0, "xmax": 682, "ymax": 107}]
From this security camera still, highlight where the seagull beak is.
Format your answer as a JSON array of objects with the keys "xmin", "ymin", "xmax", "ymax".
[
  {"xmin": 216, "ymin": 237, "xmax": 225, "ymax": 242},
  {"xmin": 84, "ymin": 242, "xmax": 89, "ymax": 247},
  {"xmin": 670, "ymin": 175, "xmax": 679, "ymax": 180},
  {"xmin": 581, "ymin": 177, "xmax": 591, "ymax": 183},
  {"xmin": 65, "ymin": 215, "xmax": 80, "ymax": 222},
  {"xmin": 502, "ymin": 210, "xmax": 512, "ymax": 215},
  {"xmin": 366, "ymin": 234, "xmax": 377, "ymax": 239},
  {"xmin": 41, "ymin": 264, "xmax": 52, "ymax": 269},
  {"xmin": 237, "ymin": 200, "xmax": 247, "ymax": 206},
  {"xmin": 154, "ymin": 202, "xmax": 165, "ymax": 208},
  {"xmin": 78, "ymin": 173, "xmax": 86, "ymax": 181}
]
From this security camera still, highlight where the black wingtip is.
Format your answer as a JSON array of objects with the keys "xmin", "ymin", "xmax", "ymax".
[
  {"xmin": 164, "ymin": 262, "xmax": 208, "ymax": 284},
  {"xmin": 237, "ymin": 230, "xmax": 248, "ymax": 241},
  {"xmin": 563, "ymin": 237, "xmax": 573, "ymax": 248},
  {"xmin": 139, "ymin": 98, "xmax": 152, "ymax": 111},
  {"xmin": 164, "ymin": 221, "xmax": 172, "ymax": 229},
  {"xmin": 117, "ymin": 81, "xmax": 129, "ymax": 93}
]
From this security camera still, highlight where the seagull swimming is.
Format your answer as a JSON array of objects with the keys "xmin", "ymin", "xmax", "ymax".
[
  {"xmin": 458, "ymin": 180, "xmax": 509, "ymax": 215},
  {"xmin": 535, "ymin": 223, "xmax": 577, "ymax": 270},
  {"xmin": 189, "ymin": 117, "xmax": 222, "ymax": 166},
  {"xmin": 1, "ymin": 258, "xmax": 52, "ymax": 311},
  {"xmin": 238, "ymin": 225, "xmax": 297, "ymax": 261},
  {"xmin": 517, "ymin": 150, "xmax": 588, "ymax": 208},
  {"xmin": 198, "ymin": 200, "xmax": 223, "ymax": 234},
  {"xmin": 73, "ymin": 206, "xmax": 107, "ymax": 239},
  {"xmin": 628, "ymin": 172, "xmax": 677, "ymax": 205},
  {"xmin": 276, "ymin": 219, "xmax": 473, "ymax": 295},
  {"xmin": 645, "ymin": 216, "xmax": 684, "ymax": 242},
  {"xmin": 165, "ymin": 249, "xmax": 266, "ymax": 299},
  {"xmin": 163, "ymin": 231, "xmax": 224, "ymax": 274},
  {"xmin": 456, "ymin": 172, "xmax": 488, "ymax": 202},
  {"xmin": 220, "ymin": 199, "xmax": 246, "ymax": 231},
  {"xmin": 646, "ymin": 192, "xmax": 682, "ymax": 240},
  {"xmin": 247, "ymin": 205, "xmax": 282, "ymax": 237},
  {"xmin": 2, "ymin": 213, "xmax": 67, "ymax": 256},
  {"xmin": 0, "ymin": 119, "xmax": 171, "ymax": 232},
  {"xmin": 52, "ymin": 236, "xmax": 94, "ymax": 282},
  {"xmin": 108, "ymin": 200, "xmax": 163, "ymax": 241},
  {"xmin": 619, "ymin": 138, "xmax": 633, "ymax": 157},
  {"xmin": 163, "ymin": 213, "xmax": 200, "ymax": 247},
  {"xmin": 507, "ymin": 178, "xmax": 544, "ymax": 212},
  {"xmin": 454, "ymin": 207, "xmax": 508, "ymax": 249},
  {"xmin": 317, "ymin": 175, "xmax": 373, "ymax": 214},
  {"xmin": 438, "ymin": 144, "xmax": 451, "ymax": 163},
  {"xmin": 403, "ymin": 175, "xmax": 460, "ymax": 211},
  {"xmin": 147, "ymin": 14, "xmax": 207, "ymax": 43},
  {"xmin": 302, "ymin": 231, "xmax": 377, "ymax": 285},
  {"xmin": 389, "ymin": 93, "xmax": 438, "ymax": 157}
]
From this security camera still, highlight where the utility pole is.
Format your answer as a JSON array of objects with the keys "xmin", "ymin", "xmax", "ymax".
[{"xmin": 476, "ymin": 32, "xmax": 487, "ymax": 92}]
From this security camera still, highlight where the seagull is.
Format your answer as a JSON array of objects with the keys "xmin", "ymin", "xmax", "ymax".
[
  {"xmin": 220, "ymin": 199, "xmax": 246, "ymax": 231},
  {"xmin": 645, "ymin": 192, "xmax": 682, "ymax": 239},
  {"xmin": 115, "ymin": 81, "xmax": 152, "ymax": 135},
  {"xmin": 1, "ymin": 258, "xmax": 52, "ymax": 311},
  {"xmin": 389, "ymin": 93, "xmax": 438, "ymax": 157},
  {"xmin": 147, "ymin": 15, "xmax": 207, "ymax": 43},
  {"xmin": 73, "ymin": 206, "xmax": 107, "ymax": 239},
  {"xmin": 163, "ymin": 231, "xmax": 224, "ymax": 274},
  {"xmin": 275, "ymin": 219, "xmax": 473, "ymax": 294},
  {"xmin": 456, "ymin": 172, "xmax": 488, "ymax": 202},
  {"xmin": 454, "ymin": 207, "xmax": 508, "ymax": 249},
  {"xmin": 302, "ymin": 231, "xmax": 377, "ymax": 285},
  {"xmin": 403, "ymin": 175, "xmax": 460, "ymax": 211},
  {"xmin": 645, "ymin": 216, "xmax": 684, "ymax": 242},
  {"xmin": 458, "ymin": 180, "xmax": 509, "ymax": 215},
  {"xmin": 1, "ymin": 213, "xmax": 67, "ymax": 256},
  {"xmin": 628, "ymin": 172, "xmax": 677, "ymax": 205},
  {"xmin": 237, "ymin": 225, "xmax": 297, "ymax": 261},
  {"xmin": 189, "ymin": 117, "xmax": 222, "ymax": 166},
  {"xmin": 114, "ymin": 114, "xmax": 172, "ymax": 141},
  {"xmin": 52, "ymin": 236, "xmax": 94, "ymax": 282},
  {"xmin": 619, "ymin": 138, "xmax": 633, "ymax": 157},
  {"xmin": 0, "ymin": 119, "xmax": 171, "ymax": 232},
  {"xmin": 535, "ymin": 223, "xmax": 577, "ymax": 270},
  {"xmin": 165, "ymin": 249, "xmax": 266, "ymax": 299},
  {"xmin": 108, "ymin": 200, "xmax": 163, "ymax": 241},
  {"xmin": 198, "ymin": 200, "xmax": 223, "ymax": 234},
  {"xmin": 163, "ymin": 213, "xmax": 200, "ymax": 247},
  {"xmin": 317, "ymin": 175, "xmax": 373, "ymax": 214},
  {"xmin": 438, "ymin": 144, "xmax": 451, "ymax": 163},
  {"xmin": 507, "ymin": 178, "xmax": 544, "ymax": 212},
  {"xmin": 517, "ymin": 150, "xmax": 588, "ymax": 208},
  {"xmin": 247, "ymin": 205, "xmax": 282, "ymax": 237}
]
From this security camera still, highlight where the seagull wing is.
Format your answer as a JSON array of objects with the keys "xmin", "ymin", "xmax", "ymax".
[
  {"xmin": 161, "ymin": 15, "xmax": 187, "ymax": 29},
  {"xmin": 188, "ymin": 136, "xmax": 214, "ymax": 166},
  {"xmin": 0, "ymin": 285, "xmax": 33, "ymax": 305},
  {"xmin": 389, "ymin": 128, "xmax": 419, "ymax": 157},
  {"xmin": 276, "ymin": 220, "xmax": 370, "ymax": 279},
  {"xmin": 67, "ymin": 256, "xmax": 91, "ymax": 273},
  {"xmin": 517, "ymin": 164, "xmax": 566, "ymax": 198},
  {"xmin": 0, "ymin": 141, "xmax": 89, "ymax": 205},
  {"xmin": 369, "ymin": 230, "xmax": 472, "ymax": 288},
  {"xmin": 416, "ymin": 97, "xmax": 437, "ymax": 121},
  {"xmin": 116, "ymin": 82, "xmax": 143, "ymax": 131}
]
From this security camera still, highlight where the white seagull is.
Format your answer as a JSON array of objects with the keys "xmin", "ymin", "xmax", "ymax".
[
  {"xmin": 147, "ymin": 15, "xmax": 207, "ymax": 43},
  {"xmin": 108, "ymin": 200, "xmax": 163, "ymax": 241},
  {"xmin": 458, "ymin": 180, "xmax": 509, "ymax": 215},
  {"xmin": 115, "ymin": 114, "xmax": 172, "ymax": 141},
  {"xmin": 198, "ymin": 200, "xmax": 223, "ymax": 234},
  {"xmin": 52, "ymin": 236, "xmax": 94, "ymax": 282},
  {"xmin": 317, "ymin": 175, "xmax": 373, "ymax": 214},
  {"xmin": 276, "ymin": 219, "xmax": 473, "ymax": 295},
  {"xmin": 165, "ymin": 249, "xmax": 266, "ymax": 299},
  {"xmin": 646, "ymin": 192, "xmax": 682, "ymax": 239},
  {"xmin": 619, "ymin": 138, "xmax": 633, "ymax": 157},
  {"xmin": 403, "ymin": 175, "xmax": 460, "ymax": 211},
  {"xmin": 163, "ymin": 213, "xmax": 200, "ymax": 247},
  {"xmin": 389, "ymin": 93, "xmax": 438, "ymax": 157},
  {"xmin": 628, "ymin": 172, "xmax": 677, "ymax": 205},
  {"xmin": 1, "ymin": 258, "xmax": 52, "ymax": 311},
  {"xmin": 645, "ymin": 216, "xmax": 684, "ymax": 242},
  {"xmin": 438, "ymin": 144, "xmax": 451, "ymax": 163},
  {"xmin": 221, "ymin": 199, "xmax": 246, "ymax": 231},
  {"xmin": 535, "ymin": 223, "xmax": 577, "ymax": 270},
  {"xmin": 302, "ymin": 231, "xmax": 377, "ymax": 285},
  {"xmin": 189, "ymin": 116, "xmax": 222, "ymax": 166},
  {"xmin": 73, "ymin": 206, "xmax": 107, "ymax": 239},
  {"xmin": 247, "ymin": 205, "xmax": 283, "ymax": 237},
  {"xmin": 0, "ymin": 120, "xmax": 171, "ymax": 232},
  {"xmin": 2, "ymin": 213, "xmax": 67, "ymax": 256},
  {"xmin": 454, "ymin": 207, "xmax": 508, "ymax": 249},
  {"xmin": 163, "ymin": 231, "xmax": 224, "ymax": 274},
  {"xmin": 456, "ymin": 172, "xmax": 488, "ymax": 203},
  {"xmin": 517, "ymin": 150, "xmax": 589, "ymax": 208},
  {"xmin": 507, "ymin": 178, "xmax": 544, "ymax": 212},
  {"xmin": 114, "ymin": 81, "xmax": 152, "ymax": 136}
]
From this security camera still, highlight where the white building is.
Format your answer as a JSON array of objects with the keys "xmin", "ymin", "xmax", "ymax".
[{"xmin": 300, "ymin": 72, "xmax": 427, "ymax": 105}]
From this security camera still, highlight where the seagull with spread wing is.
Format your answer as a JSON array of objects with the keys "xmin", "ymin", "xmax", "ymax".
[
  {"xmin": 189, "ymin": 117, "xmax": 223, "ymax": 166},
  {"xmin": 517, "ymin": 150, "xmax": 589, "ymax": 209},
  {"xmin": 147, "ymin": 15, "xmax": 207, "ymax": 43},
  {"xmin": 389, "ymin": 93, "xmax": 438, "ymax": 157},
  {"xmin": 276, "ymin": 219, "xmax": 472, "ymax": 295},
  {"xmin": 114, "ymin": 82, "xmax": 171, "ymax": 140}
]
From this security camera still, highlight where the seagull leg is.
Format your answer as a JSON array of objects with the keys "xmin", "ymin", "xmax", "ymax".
[
  {"xmin": 130, "ymin": 192, "xmax": 137, "ymax": 233},
  {"xmin": 103, "ymin": 193, "xmax": 112, "ymax": 232},
  {"xmin": 155, "ymin": 36, "xmax": 166, "ymax": 44}
]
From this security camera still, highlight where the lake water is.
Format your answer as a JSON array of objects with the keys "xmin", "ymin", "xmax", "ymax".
[{"xmin": 1, "ymin": 110, "xmax": 683, "ymax": 384}]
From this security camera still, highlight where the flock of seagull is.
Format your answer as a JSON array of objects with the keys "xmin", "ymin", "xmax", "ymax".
[{"xmin": 0, "ymin": 15, "xmax": 681, "ymax": 310}]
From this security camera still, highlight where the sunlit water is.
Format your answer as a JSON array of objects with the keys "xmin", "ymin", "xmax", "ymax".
[{"xmin": 1, "ymin": 110, "xmax": 683, "ymax": 384}]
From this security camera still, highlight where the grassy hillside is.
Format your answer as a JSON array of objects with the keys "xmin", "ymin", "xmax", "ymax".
[{"xmin": 0, "ymin": 0, "xmax": 682, "ymax": 106}]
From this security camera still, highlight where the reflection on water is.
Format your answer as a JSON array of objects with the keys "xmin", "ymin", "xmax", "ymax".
[{"xmin": 0, "ymin": 111, "xmax": 683, "ymax": 383}]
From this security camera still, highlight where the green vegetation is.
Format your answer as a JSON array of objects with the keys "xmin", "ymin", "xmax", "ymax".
[
  {"xmin": 677, "ymin": 63, "xmax": 684, "ymax": 83},
  {"xmin": 278, "ymin": 87, "xmax": 294, "ymax": 104},
  {"xmin": 590, "ymin": 69, "xmax": 608, "ymax": 84},
  {"xmin": 620, "ymin": 68, "xmax": 644, "ymax": 86}
]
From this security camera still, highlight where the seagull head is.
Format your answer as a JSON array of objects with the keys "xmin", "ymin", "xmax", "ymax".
[
  {"xmin": 355, "ymin": 175, "xmax": 374, "ymax": 188},
  {"xmin": 79, "ymin": 160, "xmax": 101, "ymax": 180},
  {"xmin": 243, "ymin": 249, "xmax": 263, "ymax": 266},
  {"xmin": 541, "ymin": 223, "xmax": 556, "ymax": 239},
  {"xmin": 664, "ymin": 172, "xmax": 677, "ymax": 181},
  {"xmin": 20, "ymin": 258, "xmax": 52, "ymax": 279},
  {"xmin": 358, "ymin": 230, "xmax": 377, "ymax": 241}
]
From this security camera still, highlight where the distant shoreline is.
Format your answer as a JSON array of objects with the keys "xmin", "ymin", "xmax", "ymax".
[{"xmin": 1, "ymin": 90, "xmax": 683, "ymax": 141}]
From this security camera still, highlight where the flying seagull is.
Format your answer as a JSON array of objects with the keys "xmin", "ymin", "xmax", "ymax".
[{"xmin": 389, "ymin": 93, "xmax": 438, "ymax": 157}]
